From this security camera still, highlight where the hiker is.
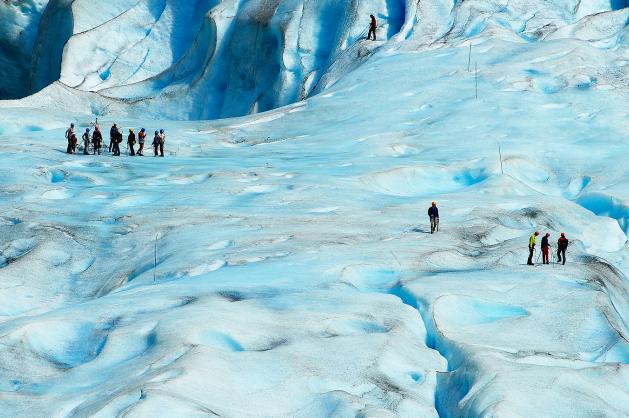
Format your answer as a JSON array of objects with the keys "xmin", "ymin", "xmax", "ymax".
[
  {"xmin": 152, "ymin": 130, "xmax": 160, "ymax": 156},
  {"xmin": 527, "ymin": 231, "xmax": 539, "ymax": 266},
  {"xmin": 428, "ymin": 201, "xmax": 439, "ymax": 234},
  {"xmin": 71, "ymin": 133, "xmax": 78, "ymax": 153},
  {"xmin": 65, "ymin": 123, "xmax": 75, "ymax": 154},
  {"xmin": 158, "ymin": 129, "xmax": 166, "ymax": 157},
  {"xmin": 92, "ymin": 126, "xmax": 103, "ymax": 155},
  {"xmin": 127, "ymin": 129, "xmax": 136, "ymax": 156},
  {"xmin": 368, "ymin": 14, "xmax": 377, "ymax": 40},
  {"xmin": 557, "ymin": 233, "xmax": 569, "ymax": 265},
  {"xmin": 109, "ymin": 124, "xmax": 118, "ymax": 152},
  {"xmin": 137, "ymin": 128, "xmax": 146, "ymax": 156},
  {"xmin": 82, "ymin": 128, "xmax": 91, "ymax": 155},
  {"xmin": 541, "ymin": 233, "xmax": 550, "ymax": 264},
  {"xmin": 112, "ymin": 129, "xmax": 122, "ymax": 156}
]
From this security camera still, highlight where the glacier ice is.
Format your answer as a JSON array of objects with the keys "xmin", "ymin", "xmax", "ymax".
[{"xmin": 0, "ymin": 0, "xmax": 629, "ymax": 417}]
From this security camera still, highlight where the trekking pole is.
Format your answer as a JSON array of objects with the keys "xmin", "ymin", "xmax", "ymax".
[
  {"xmin": 536, "ymin": 248, "xmax": 542, "ymax": 263},
  {"xmin": 153, "ymin": 233, "xmax": 158, "ymax": 282},
  {"xmin": 475, "ymin": 62, "xmax": 478, "ymax": 100},
  {"xmin": 467, "ymin": 43, "xmax": 472, "ymax": 72},
  {"xmin": 551, "ymin": 246, "xmax": 555, "ymax": 268}
]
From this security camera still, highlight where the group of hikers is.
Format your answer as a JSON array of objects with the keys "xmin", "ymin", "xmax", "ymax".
[
  {"xmin": 65, "ymin": 122, "xmax": 166, "ymax": 157},
  {"xmin": 528, "ymin": 231, "xmax": 569, "ymax": 266},
  {"xmin": 427, "ymin": 202, "xmax": 570, "ymax": 265}
]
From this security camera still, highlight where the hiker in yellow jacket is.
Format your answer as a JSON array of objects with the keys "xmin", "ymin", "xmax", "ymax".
[{"xmin": 527, "ymin": 231, "xmax": 539, "ymax": 265}]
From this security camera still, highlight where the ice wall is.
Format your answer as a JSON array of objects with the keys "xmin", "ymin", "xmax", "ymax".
[
  {"xmin": 0, "ymin": 0, "xmax": 51, "ymax": 99},
  {"xmin": 0, "ymin": 0, "xmax": 626, "ymax": 117}
]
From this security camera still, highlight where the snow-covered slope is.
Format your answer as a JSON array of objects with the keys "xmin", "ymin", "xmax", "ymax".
[{"xmin": 0, "ymin": 0, "xmax": 628, "ymax": 417}]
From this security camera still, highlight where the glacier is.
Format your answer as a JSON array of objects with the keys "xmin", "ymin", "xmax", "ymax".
[{"xmin": 0, "ymin": 0, "xmax": 628, "ymax": 417}]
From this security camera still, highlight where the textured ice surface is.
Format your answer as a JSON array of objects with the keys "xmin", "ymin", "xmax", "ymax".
[{"xmin": 0, "ymin": 0, "xmax": 628, "ymax": 417}]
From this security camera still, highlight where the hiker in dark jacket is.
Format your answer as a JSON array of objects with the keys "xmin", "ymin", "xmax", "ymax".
[
  {"xmin": 541, "ymin": 233, "xmax": 550, "ymax": 264},
  {"xmin": 152, "ymin": 131, "xmax": 160, "ymax": 156},
  {"xmin": 428, "ymin": 201, "xmax": 439, "ymax": 234},
  {"xmin": 127, "ymin": 129, "xmax": 136, "ymax": 156},
  {"xmin": 109, "ymin": 124, "xmax": 118, "ymax": 152},
  {"xmin": 65, "ymin": 123, "xmax": 75, "ymax": 154},
  {"xmin": 92, "ymin": 127, "xmax": 103, "ymax": 155},
  {"xmin": 112, "ymin": 130, "xmax": 122, "ymax": 156},
  {"xmin": 82, "ymin": 128, "xmax": 91, "ymax": 155},
  {"xmin": 557, "ymin": 233, "xmax": 569, "ymax": 265}
]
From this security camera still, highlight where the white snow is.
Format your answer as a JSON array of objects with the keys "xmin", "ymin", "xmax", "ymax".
[{"xmin": 0, "ymin": 0, "xmax": 629, "ymax": 416}]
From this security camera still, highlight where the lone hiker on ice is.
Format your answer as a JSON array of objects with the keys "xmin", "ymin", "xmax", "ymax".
[
  {"xmin": 368, "ymin": 15, "xmax": 377, "ymax": 41},
  {"xmin": 428, "ymin": 201, "xmax": 439, "ymax": 234},
  {"xmin": 82, "ymin": 128, "xmax": 91, "ymax": 155},
  {"xmin": 65, "ymin": 123, "xmax": 75, "ymax": 154},
  {"xmin": 541, "ymin": 232, "xmax": 550, "ymax": 264},
  {"xmin": 527, "ymin": 231, "xmax": 539, "ymax": 265},
  {"xmin": 557, "ymin": 233, "xmax": 569, "ymax": 265}
]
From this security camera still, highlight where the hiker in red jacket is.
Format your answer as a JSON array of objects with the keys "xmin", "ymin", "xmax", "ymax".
[
  {"xmin": 368, "ymin": 15, "xmax": 377, "ymax": 40},
  {"xmin": 557, "ymin": 233, "xmax": 569, "ymax": 265}
]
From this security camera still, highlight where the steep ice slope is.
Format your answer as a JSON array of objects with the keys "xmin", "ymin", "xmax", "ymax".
[
  {"xmin": 3, "ymin": 0, "xmax": 625, "ymax": 118},
  {"xmin": 0, "ymin": 0, "xmax": 413, "ymax": 115},
  {"xmin": 0, "ymin": 0, "xmax": 51, "ymax": 99}
]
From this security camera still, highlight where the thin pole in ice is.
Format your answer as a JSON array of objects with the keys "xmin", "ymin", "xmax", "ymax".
[
  {"xmin": 154, "ymin": 233, "xmax": 159, "ymax": 282},
  {"xmin": 390, "ymin": 250, "xmax": 402, "ymax": 267},
  {"xmin": 498, "ymin": 144, "xmax": 504, "ymax": 175},
  {"xmin": 475, "ymin": 62, "xmax": 478, "ymax": 100},
  {"xmin": 467, "ymin": 43, "xmax": 472, "ymax": 72}
]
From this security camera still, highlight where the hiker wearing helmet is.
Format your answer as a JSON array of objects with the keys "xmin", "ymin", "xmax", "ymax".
[
  {"xmin": 109, "ymin": 123, "xmax": 118, "ymax": 152},
  {"xmin": 92, "ymin": 126, "xmax": 103, "ymax": 155},
  {"xmin": 65, "ymin": 123, "xmax": 75, "ymax": 154},
  {"xmin": 541, "ymin": 232, "xmax": 550, "ymax": 264},
  {"xmin": 127, "ymin": 128, "xmax": 136, "ymax": 156},
  {"xmin": 428, "ymin": 201, "xmax": 439, "ymax": 234},
  {"xmin": 158, "ymin": 129, "xmax": 166, "ymax": 157},
  {"xmin": 527, "ymin": 231, "xmax": 540, "ymax": 265},
  {"xmin": 557, "ymin": 233, "xmax": 569, "ymax": 265},
  {"xmin": 137, "ymin": 128, "xmax": 146, "ymax": 156},
  {"xmin": 82, "ymin": 128, "xmax": 91, "ymax": 155},
  {"xmin": 368, "ymin": 15, "xmax": 377, "ymax": 40}
]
